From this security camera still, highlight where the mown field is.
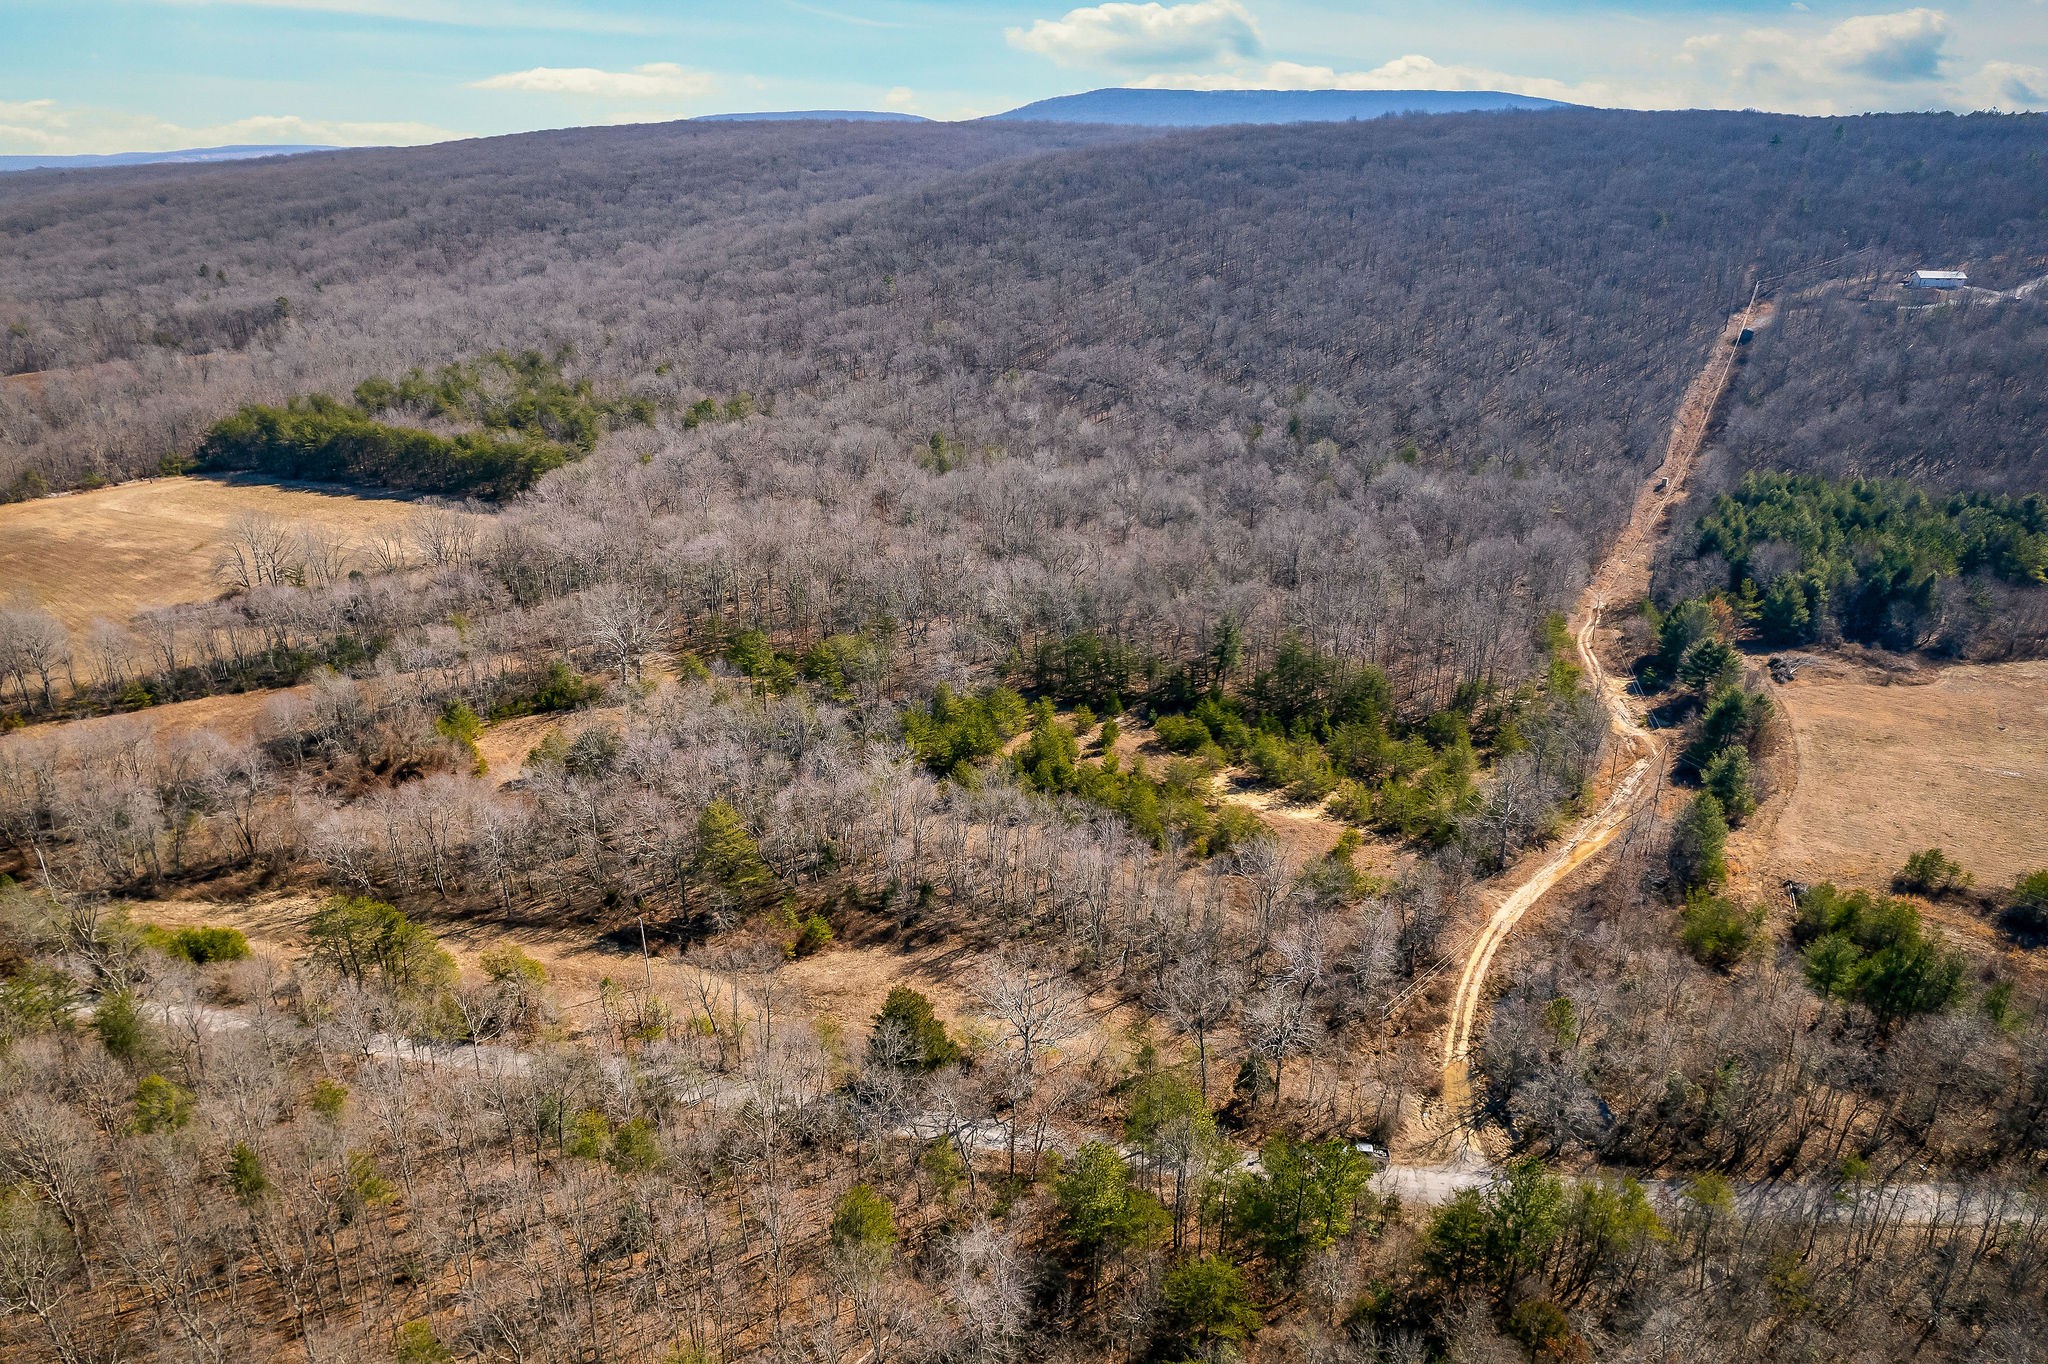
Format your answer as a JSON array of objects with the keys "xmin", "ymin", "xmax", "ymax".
[
  {"xmin": 1767, "ymin": 656, "xmax": 2048, "ymax": 891},
  {"xmin": 0, "ymin": 475, "xmax": 441, "ymax": 627}
]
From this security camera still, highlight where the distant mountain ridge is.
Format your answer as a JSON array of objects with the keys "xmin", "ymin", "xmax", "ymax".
[
  {"xmin": 1, "ymin": 94, "xmax": 1567, "ymax": 173},
  {"xmin": 0, "ymin": 144, "xmax": 336, "ymax": 173},
  {"xmin": 987, "ymin": 88, "xmax": 1571, "ymax": 126},
  {"xmin": 694, "ymin": 111, "xmax": 929, "ymax": 123}
]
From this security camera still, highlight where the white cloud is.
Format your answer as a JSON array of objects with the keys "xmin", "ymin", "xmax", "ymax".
[
  {"xmin": 1007, "ymin": 0, "xmax": 1262, "ymax": 71},
  {"xmin": 1963, "ymin": 59, "xmax": 2048, "ymax": 107},
  {"xmin": 882, "ymin": 86, "xmax": 919, "ymax": 111},
  {"xmin": 1113, "ymin": 6, "xmax": 2044, "ymax": 115},
  {"xmin": 1684, "ymin": 7, "xmax": 1956, "ymax": 97},
  {"xmin": 1819, "ymin": 8, "xmax": 1952, "ymax": 80},
  {"xmin": 0, "ymin": 98, "xmax": 454, "ymax": 155},
  {"xmin": 1677, "ymin": 8, "xmax": 2048, "ymax": 112},
  {"xmin": 470, "ymin": 62, "xmax": 715, "ymax": 100}
]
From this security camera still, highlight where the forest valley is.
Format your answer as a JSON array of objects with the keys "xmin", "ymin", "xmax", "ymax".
[{"xmin": 0, "ymin": 108, "xmax": 2046, "ymax": 1364}]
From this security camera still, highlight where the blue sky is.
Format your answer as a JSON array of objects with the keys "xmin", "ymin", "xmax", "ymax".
[{"xmin": 3, "ymin": 0, "xmax": 2045, "ymax": 153}]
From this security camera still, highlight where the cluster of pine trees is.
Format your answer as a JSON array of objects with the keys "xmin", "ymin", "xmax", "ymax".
[
  {"xmin": 196, "ymin": 349, "xmax": 652, "ymax": 498},
  {"xmin": 1692, "ymin": 473, "xmax": 2048, "ymax": 650}
]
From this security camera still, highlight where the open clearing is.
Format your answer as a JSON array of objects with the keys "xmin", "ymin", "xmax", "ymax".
[
  {"xmin": 1765, "ymin": 656, "xmax": 2048, "ymax": 892},
  {"xmin": 133, "ymin": 893, "xmax": 1142, "ymax": 1064},
  {"xmin": 0, "ymin": 474, "xmax": 438, "ymax": 628},
  {"xmin": 0, "ymin": 685, "xmax": 299, "ymax": 755}
]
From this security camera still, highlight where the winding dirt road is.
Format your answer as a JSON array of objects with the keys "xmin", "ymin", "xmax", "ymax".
[{"xmin": 1439, "ymin": 296, "xmax": 1770, "ymax": 1118}]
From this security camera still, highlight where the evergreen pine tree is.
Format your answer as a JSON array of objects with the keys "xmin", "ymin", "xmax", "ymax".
[
  {"xmin": 693, "ymin": 799, "xmax": 772, "ymax": 898},
  {"xmin": 1670, "ymin": 792, "xmax": 1729, "ymax": 894}
]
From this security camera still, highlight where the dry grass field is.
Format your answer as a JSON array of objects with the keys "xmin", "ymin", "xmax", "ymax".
[
  {"xmin": 0, "ymin": 475, "xmax": 440, "ymax": 628},
  {"xmin": 0, "ymin": 686, "xmax": 302, "ymax": 756},
  {"xmin": 1765, "ymin": 656, "xmax": 2048, "ymax": 892}
]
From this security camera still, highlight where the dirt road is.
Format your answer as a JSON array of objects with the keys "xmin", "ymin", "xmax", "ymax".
[
  {"xmin": 1438, "ymin": 298, "xmax": 1768, "ymax": 1119},
  {"xmin": 150, "ymin": 977, "xmax": 2025, "ymax": 1226}
]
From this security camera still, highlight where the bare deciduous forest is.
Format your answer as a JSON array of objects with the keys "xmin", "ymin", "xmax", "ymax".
[
  {"xmin": 1719, "ymin": 277, "xmax": 2048, "ymax": 495},
  {"xmin": 2, "ymin": 108, "xmax": 2048, "ymax": 1363}
]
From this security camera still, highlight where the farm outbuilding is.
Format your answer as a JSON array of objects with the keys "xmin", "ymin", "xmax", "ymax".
[{"xmin": 1912, "ymin": 269, "xmax": 1969, "ymax": 289}]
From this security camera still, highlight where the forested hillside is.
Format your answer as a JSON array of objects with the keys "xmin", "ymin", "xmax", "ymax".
[
  {"xmin": 1719, "ymin": 284, "xmax": 2048, "ymax": 493},
  {"xmin": 10, "ymin": 112, "xmax": 2044, "ymax": 511},
  {"xmin": 0, "ymin": 118, "xmax": 1146, "ymax": 488},
  {"xmin": 4, "ymin": 108, "xmax": 2048, "ymax": 1364},
  {"xmin": 6, "ymin": 111, "xmax": 2045, "ymax": 691}
]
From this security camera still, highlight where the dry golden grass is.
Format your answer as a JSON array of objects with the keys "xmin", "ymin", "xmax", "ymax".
[
  {"xmin": 781, "ymin": 941, "xmax": 987, "ymax": 1042},
  {"xmin": 129, "ymin": 893, "xmax": 1146, "ymax": 1065},
  {"xmin": 0, "ymin": 475, "xmax": 435, "ymax": 628},
  {"xmin": 1764, "ymin": 656, "xmax": 2048, "ymax": 892},
  {"xmin": 0, "ymin": 686, "xmax": 301, "ymax": 756},
  {"xmin": 472, "ymin": 706, "xmax": 639, "ymax": 786}
]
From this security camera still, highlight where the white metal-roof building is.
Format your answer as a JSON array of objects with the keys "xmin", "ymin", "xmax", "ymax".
[{"xmin": 1912, "ymin": 269, "xmax": 1969, "ymax": 288}]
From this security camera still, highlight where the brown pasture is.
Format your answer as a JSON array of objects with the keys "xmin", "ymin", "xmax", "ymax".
[
  {"xmin": 1762, "ymin": 656, "xmax": 2048, "ymax": 894},
  {"xmin": 0, "ymin": 687, "xmax": 300, "ymax": 762},
  {"xmin": 0, "ymin": 475, "xmax": 434, "ymax": 628}
]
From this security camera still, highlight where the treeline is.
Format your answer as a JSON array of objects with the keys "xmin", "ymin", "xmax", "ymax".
[
  {"xmin": 195, "ymin": 350, "xmax": 651, "ymax": 497},
  {"xmin": 350, "ymin": 347, "xmax": 654, "ymax": 449},
  {"xmin": 196, "ymin": 396, "xmax": 569, "ymax": 498},
  {"xmin": 1689, "ymin": 472, "xmax": 2048, "ymax": 650}
]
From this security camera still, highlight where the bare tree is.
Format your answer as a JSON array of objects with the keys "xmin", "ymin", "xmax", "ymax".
[
  {"xmin": 980, "ymin": 950, "xmax": 1081, "ymax": 1098},
  {"xmin": 0, "ymin": 606, "xmax": 70, "ymax": 710},
  {"xmin": 1234, "ymin": 837, "xmax": 1299, "ymax": 953},
  {"xmin": 939, "ymin": 1220, "xmax": 1031, "ymax": 1364},
  {"xmin": 581, "ymin": 582, "xmax": 662, "ymax": 686},
  {"xmin": 214, "ymin": 511, "xmax": 300, "ymax": 590},
  {"xmin": 81, "ymin": 618, "xmax": 136, "ymax": 693},
  {"xmin": 1154, "ymin": 937, "xmax": 1242, "ymax": 1101},
  {"xmin": 294, "ymin": 522, "xmax": 355, "ymax": 585},
  {"xmin": 0, "ymin": 1094, "xmax": 103, "ymax": 1289},
  {"xmin": 0, "ymin": 1192, "xmax": 84, "ymax": 1364},
  {"xmin": 362, "ymin": 523, "xmax": 414, "ymax": 575},
  {"xmin": 409, "ymin": 504, "xmax": 479, "ymax": 567}
]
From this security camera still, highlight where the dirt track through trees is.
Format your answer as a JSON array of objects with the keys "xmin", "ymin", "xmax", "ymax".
[{"xmin": 1438, "ymin": 297, "xmax": 1768, "ymax": 1122}]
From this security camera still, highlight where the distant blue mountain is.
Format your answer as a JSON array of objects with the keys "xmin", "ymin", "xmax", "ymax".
[
  {"xmin": 0, "ymin": 144, "xmax": 336, "ymax": 173},
  {"xmin": 694, "ymin": 110, "xmax": 929, "ymax": 123},
  {"xmin": 988, "ymin": 88, "xmax": 1570, "ymax": 127}
]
